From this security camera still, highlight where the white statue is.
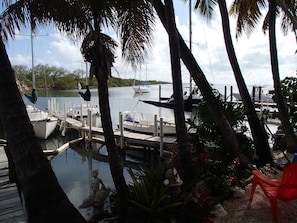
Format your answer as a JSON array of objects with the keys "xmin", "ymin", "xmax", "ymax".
[{"xmin": 79, "ymin": 169, "xmax": 110, "ymax": 209}]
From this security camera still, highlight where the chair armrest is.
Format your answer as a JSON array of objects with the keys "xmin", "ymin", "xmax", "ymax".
[{"xmin": 252, "ymin": 170, "xmax": 281, "ymax": 186}]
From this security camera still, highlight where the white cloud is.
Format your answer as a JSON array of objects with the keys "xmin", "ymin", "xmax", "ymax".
[{"xmin": 5, "ymin": 1, "xmax": 296, "ymax": 87}]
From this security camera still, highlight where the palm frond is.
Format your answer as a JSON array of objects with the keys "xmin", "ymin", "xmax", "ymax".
[
  {"xmin": 115, "ymin": 0, "xmax": 155, "ymax": 68},
  {"xmin": 193, "ymin": 0, "xmax": 217, "ymax": 21}
]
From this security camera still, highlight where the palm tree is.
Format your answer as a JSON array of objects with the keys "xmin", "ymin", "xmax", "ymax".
[
  {"xmin": 0, "ymin": 36, "xmax": 87, "ymax": 222},
  {"xmin": 190, "ymin": 0, "xmax": 272, "ymax": 165},
  {"xmin": 152, "ymin": 0, "xmax": 252, "ymax": 166},
  {"xmin": 164, "ymin": 0, "xmax": 195, "ymax": 184},
  {"xmin": 1, "ymin": 0, "xmax": 155, "ymax": 220},
  {"xmin": 230, "ymin": 0, "xmax": 297, "ymax": 153}
]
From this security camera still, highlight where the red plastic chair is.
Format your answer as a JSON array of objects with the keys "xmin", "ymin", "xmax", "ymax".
[{"xmin": 250, "ymin": 162, "xmax": 297, "ymax": 222}]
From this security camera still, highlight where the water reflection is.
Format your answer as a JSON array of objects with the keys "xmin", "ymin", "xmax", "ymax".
[{"xmin": 40, "ymin": 134, "xmax": 136, "ymax": 219}]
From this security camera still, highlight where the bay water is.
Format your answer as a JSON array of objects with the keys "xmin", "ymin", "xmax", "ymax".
[{"xmin": 28, "ymin": 83, "xmax": 266, "ymax": 218}]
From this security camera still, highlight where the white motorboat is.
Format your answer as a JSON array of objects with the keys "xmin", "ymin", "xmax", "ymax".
[
  {"xmin": 121, "ymin": 111, "xmax": 176, "ymax": 135},
  {"xmin": 26, "ymin": 105, "xmax": 58, "ymax": 139},
  {"xmin": 67, "ymin": 104, "xmax": 99, "ymax": 118}
]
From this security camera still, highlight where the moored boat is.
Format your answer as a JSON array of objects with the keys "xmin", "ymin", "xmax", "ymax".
[
  {"xmin": 121, "ymin": 111, "xmax": 176, "ymax": 136},
  {"xmin": 132, "ymin": 81, "xmax": 150, "ymax": 94},
  {"xmin": 67, "ymin": 104, "xmax": 99, "ymax": 118},
  {"xmin": 26, "ymin": 105, "xmax": 58, "ymax": 139}
]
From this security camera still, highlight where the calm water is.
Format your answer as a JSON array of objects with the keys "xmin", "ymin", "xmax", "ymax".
[
  {"xmin": 26, "ymin": 83, "xmax": 258, "ymax": 218},
  {"xmin": 29, "ymin": 84, "xmax": 184, "ymax": 218}
]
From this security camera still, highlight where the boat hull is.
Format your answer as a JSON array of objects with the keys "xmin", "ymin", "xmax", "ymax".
[
  {"xmin": 26, "ymin": 105, "xmax": 58, "ymax": 139},
  {"xmin": 32, "ymin": 117, "xmax": 58, "ymax": 139},
  {"xmin": 122, "ymin": 111, "xmax": 176, "ymax": 136},
  {"xmin": 133, "ymin": 85, "xmax": 150, "ymax": 93},
  {"xmin": 67, "ymin": 104, "xmax": 99, "ymax": 118}
]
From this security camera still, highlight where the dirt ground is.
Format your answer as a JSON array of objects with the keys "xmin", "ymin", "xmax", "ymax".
[{"xmin": 210, "ymin": 151, "xmax": 297, "ymax": 223}]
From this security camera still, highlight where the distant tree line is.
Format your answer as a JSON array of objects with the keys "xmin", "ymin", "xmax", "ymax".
[{"xmin": 13, "ymin": 64, "xmax": 168, "ymax": 91}]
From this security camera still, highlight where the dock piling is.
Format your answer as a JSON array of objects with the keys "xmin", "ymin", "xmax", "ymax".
[
  {"xmin": 160, "ymin": 117, "xmax": 164, "ymax": 156},
  {"xmin": 88, "ymin": 109, "xmax": 92, "ymax": 142},
  {"xmin": 119, "ymin": 112, "xmax": 124, "ymax": 149}
]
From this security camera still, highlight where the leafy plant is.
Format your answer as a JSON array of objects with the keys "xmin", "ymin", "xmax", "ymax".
[{"xmin": 111, "ymin": 164, "xmax": 190, "ymax": 223}]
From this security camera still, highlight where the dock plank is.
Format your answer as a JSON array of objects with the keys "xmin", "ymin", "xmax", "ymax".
[
  {"xmin": 56, "ymin": 114, "xmax": 177, "ymax": 149},
  {"xmin": 0, "ymin": 147, "xmax": 27, "ymax": 223}
]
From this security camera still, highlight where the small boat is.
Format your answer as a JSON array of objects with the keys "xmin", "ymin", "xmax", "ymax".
[
  {"xmin": 121, "ymin": 111, "xmax": 176, "ymax": 135},
  {"xmin": 132, "ymin": 81, "xmax": 150, "ymax": 94},
  {"xmin": 26, "ymin": 105, "xmax": 58, "ymax": 139},
  {"xmin": 142, "ymin": 87, "xmax": 203, "ymax": 112},
  {"xmin": 67, "ymin": 104, "xmax": 99, "ymax": 118}
]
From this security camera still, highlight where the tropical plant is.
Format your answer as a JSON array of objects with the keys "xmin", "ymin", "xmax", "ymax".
[
  {"xmin": 164, "ymin": 0, "xmax": 195, "ymax": 186},
  {"xmin": 152, "ymin": 0, "xmax": 252, "ymax": 168},
  {"xmin": 111, "ymin": 164, "xmax": 190, "ymax": 223},
  {"xmin": 1, "ymin": 0, "xmax": 155, "ymax": 221},
  {"xmin": 229, "ymin": 0, "xmax": 297, "ymax": 153},
  {"xmin": 189, "ymin": 0, "xmax": 272, "ymax": 165},
  {"xmin": 0, "ymin": 34, "xmax": 87, "ymax": 223},
  {"xmin": 187, "ymin": 90, "xmax": 254, "ymax": 161}
]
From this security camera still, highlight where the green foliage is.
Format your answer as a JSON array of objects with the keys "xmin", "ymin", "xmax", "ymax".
[
  {"xmin": 13, "ymin": 64, "xmax": 169, "ymax": 91},
  {"xmin": 281, "ymin": 76, "xmax": 297, "ymax": 128},
  {"xmin": 281, "ymin": 76, "xmax": 297, "ymax": 104},
  {"xmin": 187, "ymin": 89, "xmax": 253, "ymax": 198},
  {"xmin": 111, "ymin": 164, "xmax": 190, "ymax": 223}
]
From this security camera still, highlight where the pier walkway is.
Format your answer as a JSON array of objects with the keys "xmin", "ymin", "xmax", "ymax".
[
  {"xmin": 53, "ymin": 112, "xmax": 178, "ymax": 155},
  {"xmin": 0, "ymin": 145, "xmax": 27, "ymax": 223}
]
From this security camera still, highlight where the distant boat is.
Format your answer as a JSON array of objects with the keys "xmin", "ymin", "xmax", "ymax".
[
  {"xmin": 142, "ymin": 86, "xmax": 203, "ymax": 112},
  {"xmin": 121, "ymin": 111, "xmax": 176, "ymax": 136},
  {"xmin": 133, "ymin": 80, "xmax": 150, "ymax": 94},
  {"xmin": 67, "ymin": 104, "xmax": 100, "ymax": 119}
]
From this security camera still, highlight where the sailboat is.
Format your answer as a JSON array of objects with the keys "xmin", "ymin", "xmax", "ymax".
[
  {"xmin": 132, "ymin": 80, "xmax": 150, "ymax": 94},
  {"xmin": 25, "ymin": 30, "xmax": 58, "ymax": 139},
  {"xmin": 132, "ymin": 65, "xmax": 150, "ymax": 94}
]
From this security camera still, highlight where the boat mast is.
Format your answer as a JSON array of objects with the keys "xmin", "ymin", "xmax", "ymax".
[
  {"xmin": 189, "ymin": 0, "xmax": 193, "ymax": 94},
  {"xmin": 31, "ymin": 29, "xmax": 35, "ymax": 90}
]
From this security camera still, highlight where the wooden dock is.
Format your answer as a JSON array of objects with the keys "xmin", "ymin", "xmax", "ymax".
[
  {"xmin": 0, "ymin": 146, "xmax": 27, "ymax": 223},
  {"xmin": 53, "ymin": 111, "xmax": 178, "ymax": 155}
]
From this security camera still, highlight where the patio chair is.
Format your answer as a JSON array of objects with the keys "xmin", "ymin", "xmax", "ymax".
[{"xmin": 250, "ymin": 162, "xmax": 297, "ymax": 222}]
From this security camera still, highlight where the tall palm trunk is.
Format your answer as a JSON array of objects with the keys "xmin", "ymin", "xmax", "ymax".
[
  {"xmin": 90, "ymin": 39, "xmax": 129, "ymax": 216},
  {"xmin": 268, "ymin": 0, "xmax": 297, "ymax": 153},
  {"xmin": 96, "ymin": 75, "xmax": 129, "ymax": 203},
  {"xmin": 217, "ymin": 0, "xmax": 272, "ymax": 165},
  {"xmin": 152, "ymin": 0, "xmax": 251, "ymax": 166},
  {"xmin": 164, "ymin": 0, "xmax": 194, "ymax": 184},
  {"xmin": 0, "ymin": 38, "xmax": 86, "ymax": 223}
]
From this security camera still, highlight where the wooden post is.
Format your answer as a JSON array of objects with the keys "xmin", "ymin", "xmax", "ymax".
[
  {"xmin": 88, "ymin": 109, "xmax": 92, "ymax": 142},
  {"xmin": 64, "ymin": 102, "xmax": 67, "ymax": 120},
  {"xmin": 80, "ymin": 105, "xmax": 83, "ymax": 123},
  {"xmin": 230, "ymin": 86, "xmax": 233, "ymax": 102},
  {"xmin": 160, "ymin": 117, "xmax": 164, "ymax": 156},
  {"xmin": 119, "ymin": 112, "xmax": 124, "ymax": 149},
  {"xmin": 224, "ymin": 86, "xmax": 227, "ymax": 102},
  {"xmin": 71, "ymin": 103, "xmax": 74, "ymax": 118},
  {"xmin": 154, "ymin": 114, "xmax": 158, "ymax": 136},
  {"xmin": 159, "ymin": 85, "xmax": 161, "ymax": 102}
]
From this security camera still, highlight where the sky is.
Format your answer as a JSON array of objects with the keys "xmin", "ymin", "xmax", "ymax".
[{"xmin": 2, "ymin": 0, "xmax": 297, "ymax": 89}]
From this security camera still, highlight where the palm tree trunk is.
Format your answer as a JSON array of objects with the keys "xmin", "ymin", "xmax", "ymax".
[
  {"xmin": 164, "ymin": 0, "xmax": 195, "ymax": 184},
  {"xmin": 268, "ymin": 0, "xmax": 297, "ymax": 153},
  {"xmin": 152, "ymin": 0, "xmax": 251, "ymax": 166},
  {"xmin": 217, "ymin": 0, "xmax": 272, "ymax": 165},
  {"xmin": 93, "ymin": 65, "xmax": 129, "ymax": 218},
  {"xmin": 0, "ymin": 38, "xmax": 87, "ymax": 223}
]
